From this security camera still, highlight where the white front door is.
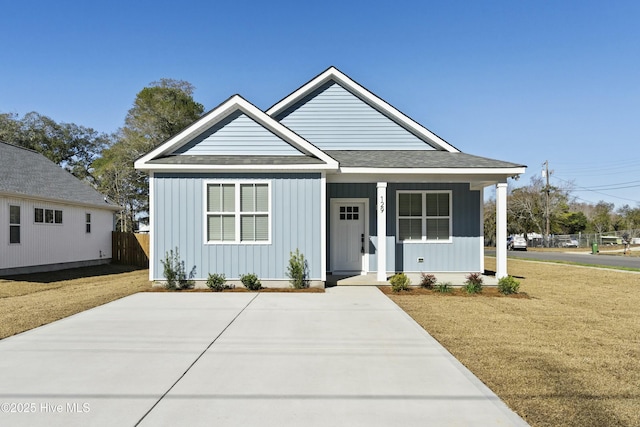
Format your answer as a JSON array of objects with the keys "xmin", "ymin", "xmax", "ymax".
[{"xmin": 331, "ymin": 200, "xmax": 367, "ymax": 273}]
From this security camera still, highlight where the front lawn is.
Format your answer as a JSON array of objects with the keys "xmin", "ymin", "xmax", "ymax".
[{"xmin": 387, "ymin": 258, "xmax": 640, "ymax": 427}]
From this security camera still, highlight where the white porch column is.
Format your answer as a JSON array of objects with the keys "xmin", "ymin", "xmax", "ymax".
[
  {"xmin": 377, "ymin": 182, "xmax": 387, "ymax": 282},
  {"xmin": 496, "ymin": 182, "xmax": 508, "ymax": 279}
]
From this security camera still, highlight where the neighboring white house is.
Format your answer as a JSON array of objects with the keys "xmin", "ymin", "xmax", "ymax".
[{"xmin": 0, "ymin": 141, "xmax": 121, "ymax": 275}]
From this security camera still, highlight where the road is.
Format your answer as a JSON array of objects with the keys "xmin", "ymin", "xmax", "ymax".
[{"xmin": 485, "ymin": 249, "xmax": 640, "ymax": 270}]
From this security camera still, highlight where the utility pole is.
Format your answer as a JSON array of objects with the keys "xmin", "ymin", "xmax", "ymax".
[{"xmin": 543, "ymin": 160, "xmax": 550, "ymax": 247}]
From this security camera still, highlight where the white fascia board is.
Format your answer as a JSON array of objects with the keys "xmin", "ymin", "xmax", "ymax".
[
  {"xmin": 135, "ymin": 95, "xmax": 338, "ymax": 170},
  {"xmin": 266, "ymin": 67, "xmax": 460, "ymax": 153},
  {"xmin": 0, "ymin": 191, "xmax": 122, "ymax": 211},
  {"xmin": 338, "ymin": 167, "xmax": 527, "ymax": 175},
  {"xmin": 137, "ymin": 165, "xmax": 336, "ymax": 174}
]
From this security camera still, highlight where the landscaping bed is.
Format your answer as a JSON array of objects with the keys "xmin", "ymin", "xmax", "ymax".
[{"xmin": 378, "ymin": 285, "xmax": 529, "ymax": 298}]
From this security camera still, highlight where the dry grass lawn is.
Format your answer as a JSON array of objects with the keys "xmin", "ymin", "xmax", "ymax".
[
  {"xmin": 0, "ymin": 265, "xmax": 323, "ymax": 339},
  {"xmin": 387, "ymin": 258, "xmax": 640, "ymax": 427},
  {"xmin": 0, "ymin": 265, "xmax": 150, "ymax": 339}
]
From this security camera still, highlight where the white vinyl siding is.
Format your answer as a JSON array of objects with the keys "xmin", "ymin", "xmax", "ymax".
[
  {"xmin": 1, "ymin": 196, "xmax": 114, "ymax": 272},
  {"xmin": 397, "ymin": 191, "xmax": 451, "ymax": 242},
  {"xmin": 205, "ymin": 181, "xmax": 271, "ymax": 244}
]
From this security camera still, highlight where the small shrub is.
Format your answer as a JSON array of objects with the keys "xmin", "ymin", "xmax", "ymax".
[
  {"xmin": 498, "ymin": 275, "xmax": 520, "ymax": 295},
  {"xmin": 160, "ymin": 247, "xmax": 196, "ymax": 290},
  {"xmin": 463, "ymin": 272, "xmax": 483, "ymax": 294},
  {"xmin": 420, "ymin": 273, "xmax": 437, "ymax": 289},
  {"xmin": 286, "ymin": 249, "xmax": 309, "ymax": 289},
  {"xmin": 390, "ymin": 273, "xmax": 411, "ymax": 292},
  {"xmin": 240, "ymin": 273, "xmax": 262, "ymax": 291},
  {"xmin": 206, "ymin": 273, "xmax": 228, "ymax": 292},
  {"xmin": 434, "ymin": 282, "xmax": 453, "ymax": 293}
]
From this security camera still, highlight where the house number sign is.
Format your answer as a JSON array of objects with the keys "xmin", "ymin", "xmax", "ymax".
[{"xmin": 379, "ymin": 196, "xmax": 385, "ymax": 213}]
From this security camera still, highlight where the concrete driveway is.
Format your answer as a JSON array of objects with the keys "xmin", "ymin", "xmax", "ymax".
[{"xmin": 0, "ymin": 287, "xmax": 528, "ymax": 426}]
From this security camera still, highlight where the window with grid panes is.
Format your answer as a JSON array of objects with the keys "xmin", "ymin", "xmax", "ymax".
[
  {"xmin": 397, "ymin": 191, "xmax": 451, "ymax": 242},
  {"xmin": 206, "ymin": 182, "xmax": 270, "ymax": 243}
]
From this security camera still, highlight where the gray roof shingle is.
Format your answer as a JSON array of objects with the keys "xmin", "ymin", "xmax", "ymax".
[
  {"xmin": 325, "ymin": 150, "xmax": 525, "ymax": 169},
  {"xmin": 0, "ymin": 142, "xmax": 119, "ymax": 210},
  {"xmin": 147, "ymin": 154, "xmax": 326, "ymax": 165}
]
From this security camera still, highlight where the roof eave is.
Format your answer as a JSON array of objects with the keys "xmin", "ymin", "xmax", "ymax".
[
  {"xmin": 0, "ymin": 190, "xmax": 122, "ymax": 211},
  {"xmin": 137, "ymin": 163, "xmax": 339, "ymax": 173},
  {"xmin": 337, "ymin": 166, "xmax": 526, "ymax": 175}
]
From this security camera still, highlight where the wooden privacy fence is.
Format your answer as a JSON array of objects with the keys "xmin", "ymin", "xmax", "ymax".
[{"xmin": 112, "ymin": 232, "xmax": 150, "ymax": 267}]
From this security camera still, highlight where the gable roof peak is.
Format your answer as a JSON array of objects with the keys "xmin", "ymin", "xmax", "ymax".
[
  {"xmin": 135, "ymin": 91, "xmax": 339, "ymax": 170},
  {"xmin": 266, "ymin": 67, "xmax": 460, "ymax": 153}
]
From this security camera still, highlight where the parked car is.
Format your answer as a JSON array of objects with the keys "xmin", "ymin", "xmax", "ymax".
[
  {"xmin": 560, "ymin": 239, "xmax": 579, "ymax": 248},
  {"xmin": 507, "ymin": 235, "xmax": 527, "ymax": 251}
]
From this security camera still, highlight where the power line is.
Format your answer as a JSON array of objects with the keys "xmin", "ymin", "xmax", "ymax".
[{"xmin": 552, "ymin": 175, "xmax": 640, "ymax": 203}]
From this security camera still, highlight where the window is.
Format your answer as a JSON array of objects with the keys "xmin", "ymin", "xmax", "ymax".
[
  {"xmin": 205, "ymin": 182, "xmax": 270, "ymax": 243},
  {"xmin": 339, "ymin": 205, "xmax": 360, "ymax": 221},
  {"xmin": 86, "ymin": 213, "xmax": 91, "ymax": 233},
  {"xmin": 35, "ymin": 208, "xmax": 62, "ymax": 224},
  {"xmin": 397, "ymin": 191, "xmax": 451, "ymax": 242},
  {"xmin": 35, "ymin": 208, "xmax": 44, "ymax": 223},
  {"xmin": 9, "ymin": 205, "xmax": 20, "ymax": 244}
]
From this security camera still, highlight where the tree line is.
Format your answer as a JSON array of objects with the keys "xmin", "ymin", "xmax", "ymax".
[
  {"xmin": 484, "ymin": 176, "xmax": 640, "ymax": 246},
  {"xmin": 3, "ymin": 82, "xmax": 638, "ymax": 237},
  {"xmin": 0, "ymin": 79, "xmax": 204, "ymax": 231}
]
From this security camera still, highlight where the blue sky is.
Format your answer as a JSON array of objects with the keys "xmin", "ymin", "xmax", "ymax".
[{"xmin": 2, "ymin": 0, "xmax": 639, "ymax": 208}]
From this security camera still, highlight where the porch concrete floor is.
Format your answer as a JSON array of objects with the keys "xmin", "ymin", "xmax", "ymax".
[{"xmin": 327, "ymin": 272, "xmax": 498, "ymax": 287}]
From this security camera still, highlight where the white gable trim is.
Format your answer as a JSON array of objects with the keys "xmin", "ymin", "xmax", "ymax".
[
  {"xmin": 135, "ymin": 95, "xmax": 338, "ymax": 170},
  {"xmin": 266, "ymin": 67, "xmax": 460, "ymax": 153}
]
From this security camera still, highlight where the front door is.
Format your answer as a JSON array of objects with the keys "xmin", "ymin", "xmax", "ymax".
[{"xmin": 331, "ymin": 200, "xmax": 366, "ymax": 273}]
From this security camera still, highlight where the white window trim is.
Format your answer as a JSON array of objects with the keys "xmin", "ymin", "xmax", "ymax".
[
  {"xmin": 203, "ymin": 180, "xmax": 272, "ymax": 245},
  {"xmin": 9, "ymin": 204, "xmax": 20, "ymax": 245},
  {"xmin": 34, "ymin": 207, "xmax": 63, "ymax": 225},
  {"xmin": 396, "ymin": 190, "xmax": 452, "ymax": 244}
]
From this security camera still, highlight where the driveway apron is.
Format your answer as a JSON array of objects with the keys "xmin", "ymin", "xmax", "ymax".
[{"xmin": 0, "ymin": 288, "xmax": 528, "ymax": 426}]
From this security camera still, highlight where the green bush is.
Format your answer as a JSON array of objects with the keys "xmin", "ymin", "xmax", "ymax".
[
  {"xmin": 390, "ymin": 273, "xmax": 411, "ymax": 292},
  {"xmin": 420, "ymin": 273, "xmax": 437, "ymax": 289},
  {"xmin": 434, "ymin": 282, "xmax": 453, "ymax": 293},
  {"xmin": 463, "ymin": 272, "xmax": 483, "ymax": 294},
  {"xmin": 286, "ymin": 249, "xmax": 309, "ymax": 289},
  {"xmin": 498, "ymin": 275, "xmax": 520, "ymax": 295},
  {"xmin": 240, "ymin": 273, "xmax": 262, "ymax": 291},
  {"xmin": 206, "ymin": 273, "xmax": 229, "ymax": 292},
  {"xmin": 160, "ymin": 247, "xmax": 196, "ymax": 290}
]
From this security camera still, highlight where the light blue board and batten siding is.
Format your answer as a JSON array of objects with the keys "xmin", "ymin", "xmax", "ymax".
[
  {"xmin": 172, "ymin": 111, "xmax": 303, "ymax": 156},
  {"xmin": 153, "ymin": 173, "xmax": 321, "ymax": 281},
  {"xmin": 274, "ymin": 81, "xmax": 435, "ymax": 150},
  {"xmin": 328, "ymin": 183, "xmax": 481, "ymax": 273}
]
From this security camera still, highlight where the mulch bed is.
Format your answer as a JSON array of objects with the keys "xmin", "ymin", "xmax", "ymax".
[{"xmin": 378, "ymin": 285, "xmax": 530, "ymax": 298}]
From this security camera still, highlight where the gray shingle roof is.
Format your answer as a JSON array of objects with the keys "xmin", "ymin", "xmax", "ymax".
[
  {"xmin": 325, "ymin": 150, "xmax": 526, "ymax": 169},
  {"xmin": 0, "ymin": 142, "xmax": 120, "ymax": 210},
  {"xmin": 147, "ymin": 154, "xmax": 326, "ymax": 165}
]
